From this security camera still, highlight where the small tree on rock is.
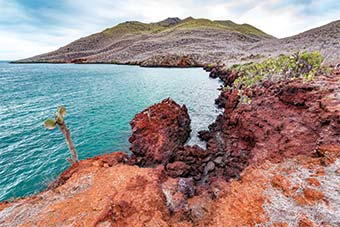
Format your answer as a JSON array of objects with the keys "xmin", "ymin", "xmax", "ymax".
[{"xmin": 44, "ymin": 106, "xmax": 79, "ymax": 164}]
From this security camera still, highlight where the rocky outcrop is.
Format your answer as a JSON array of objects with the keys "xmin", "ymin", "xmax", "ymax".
[
  {"xmin": 129, "ymin": 98, "xmax": 191, "ymax": 166},
  {"xmin": 194, "ymin": 67, "xmax": 340, "ymax": 181},
  {"xmin": 140, "ymin": 54, "xmax": 202, "ymax": 67},
  {"xmin": 198, "ymin": 147, "xmax": 340, "ymax": 227},
  {"xmin": 69, "ymin": 58, "xmax": 88, "ymax": 64},
  {"xmin": 0, "ymin": 153, "xmax": 175, "ymax": 227},
  {"xmin": 1, "ymin": 69, "xmax": 340, "ymax": 226},
  {"xmin": 1, "ymin": 145, "xmax": 339, "ymax": 226},
  {"xmin": 154, "ymin": 68, "xmax": 340, "ymax": 188}
]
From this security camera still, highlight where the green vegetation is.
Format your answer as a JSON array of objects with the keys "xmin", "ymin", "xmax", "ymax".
[
  {"xmin": 207, "ymin": 63, "xmax": 216, "ymax": 68},
  {"xmin": 215, "ymin": 20, "xmax": 272, "ymax": 38},
  {"xmin": 102, "ymin": 21, "xmax": 166, "ymax": 36},
  {"xmin": 111, "ymin": 60, "xmax": 120, "ymax": 64},
  {"xmin": 44, "ymin": 106, "xmax": 79, "ymax": 164},
  {"xmin": 172, "ymin": 18, "xmax": 226, "ymax": 30},
  {"xmin": 229, "ymin": 51, "xmax": 329, "ymax": 104},
  {"xmin": 232, "ymin": 51, "xmax": 329, "ymax": 89},
  {"xmin": 101, "ymin": 17, "xmax": 271, "ymax": 38},
  {"xmin": 169, "ymin": 18, "xmax": 271, "ymax": 37}
]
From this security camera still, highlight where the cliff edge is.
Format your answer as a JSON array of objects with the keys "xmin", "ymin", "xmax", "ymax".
[{"xmin": 1, "ymin": 64, "xmax": 340, "ymax": 226}]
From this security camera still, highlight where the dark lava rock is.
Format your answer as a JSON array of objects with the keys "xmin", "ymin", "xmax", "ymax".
[
  {"xmin": 178, "ymin": 178, "xmax": 195, "ymax": 198},
  {"xmin": 213, "ymin": 156, "xmax": 224, "ymax": 166},
  {"xmin": 130, "ymin": 67, "xmax": 340, "ymax": 188},
  {"xmin": 166, "ymin": 161, "xmax": 189, "ymax": 177},
  {"xmin": 201, "ymin": 68, "xmax": 340, "ymax": 180},
  {"xmin": 204, "ymin": 161, "xmax": 215, "ymax": 173}
]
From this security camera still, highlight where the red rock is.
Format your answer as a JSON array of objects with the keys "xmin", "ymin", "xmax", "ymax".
[
  {"xmin": 312, "ymin": 167, "xmax": 326, "ymax": 177},
  {"xmin": 0, "ymin": 156, "xmax": 171, "ymax": 227},
  {"xmin": 166, "ymin": 161, "xmax": 190, "ymax": 177},
  {"xmin": 129, "ymin": 98, "xmax": 191, "ymax": 166},
  {"xmin": 1, "ymin": 146, "xmax": 339, "ymax": 226},
  {"xmin": 271, "ymin": 174, "xmax": 291, "ymax": 195},
  {"xmin": 161, "ymin": 178, "xmax": 187, "ymax": 214},
  {"xmin": 69, "ymin": 58, "xmax": 87, "ymax": 63},
  {"xmin": 299, "ymin": 215, "xmax": 315, "ymax": 227},
  {"xmin": 294, "ymin": 194, "xmax": 309, "ymax": 206},
  {"xmin": 1, "ymin": 67, "xmax": 340, "ymax": 227},
  {"xmin": 187, "ymin": 193, "xmax": 213, "ymax": 223},
  {"xmin": 317, "ymin": 145, "xmax": 340, "ymax": 164},
  {"xmin": 49, "ymin": 152, "xmax": 128, "ymax": 189},
  {"xmin": 199, "ymin": 70, "xmax": 340, "ymax": 181},
  {"xmin": 303, "ymin": 188, "xmax": 324, "ymax": 203},
  {"xmin": 306, "ymin": 178, "xmax": 321, "ymax": 187},
  {"xmin": 273, "ymin": 223, "xmax": 288, "ymax": 227}
]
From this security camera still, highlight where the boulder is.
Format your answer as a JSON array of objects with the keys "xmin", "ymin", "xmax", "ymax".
[{"xmin": 129, "ymin": 98, "xmax": 191, "ymax": 166}]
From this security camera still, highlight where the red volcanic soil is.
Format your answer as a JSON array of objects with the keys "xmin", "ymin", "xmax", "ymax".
[{"xmin": 0, "ymin": 69, "xmax": 339, "ymax": 226}]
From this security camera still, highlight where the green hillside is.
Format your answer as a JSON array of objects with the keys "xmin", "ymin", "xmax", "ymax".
[{"xmin": 100, "ymin": 17, "xmax": 273, "ymax": 38}]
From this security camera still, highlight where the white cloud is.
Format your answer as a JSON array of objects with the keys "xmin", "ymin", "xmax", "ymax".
[
  {"xmin": 0, "ymin": 32, "xmax": 53, "ymax": 60},
  {"xmin": 0, "ymin": 1, "xmax": 29, "ymax": 22}
]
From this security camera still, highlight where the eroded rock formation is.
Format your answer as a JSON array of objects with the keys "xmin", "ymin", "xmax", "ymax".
[
  {"xmin": 0, "ymin": 69, "xmax": 340, "ymax": 226},
  {"xmin": 129, "ymin": 98, "xmax": 191, "ymax": 166},
  {"xmin": 140, "ymin": 54, "xmax": 202, "ymax": 67}
]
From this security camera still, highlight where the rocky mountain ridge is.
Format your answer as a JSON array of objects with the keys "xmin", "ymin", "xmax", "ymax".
[
  {"xmin": 14, "ymin": 17, "xmax": 340, "ymax": 66},
  {"xmin": 13, "ymin": 17, "xmax": 273, "ymax": 65}
]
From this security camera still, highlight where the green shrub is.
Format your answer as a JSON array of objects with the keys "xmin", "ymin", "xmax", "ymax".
[
  {"xmin": 231, "ymin": 51, "xmax": 329, "ymax": 90},
  {"xmin": 228, "ymin": 51, "xmax": 329, "ymax": 105}
]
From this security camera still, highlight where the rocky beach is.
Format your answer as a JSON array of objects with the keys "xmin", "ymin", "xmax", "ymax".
[{"xmin": 1, "ymin": 55, "xmax": 340, "ymax": 226}]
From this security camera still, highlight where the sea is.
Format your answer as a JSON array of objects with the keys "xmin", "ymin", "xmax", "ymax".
[{"xmin": 0, "ymin": 62, "xmax": 221, "ymax": 201}]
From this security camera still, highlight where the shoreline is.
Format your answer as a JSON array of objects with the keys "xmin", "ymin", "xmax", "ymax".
[
  {"xmin": 9, "ymin": 61, "xmax": 205, "ymax": 68},
  {"xmin": 0, "ymin": 64, "xmax": 218, "ymax": 203},
  {"xmin": 1, "ymin": 58, "xmax": 340, "ymax": 226}
]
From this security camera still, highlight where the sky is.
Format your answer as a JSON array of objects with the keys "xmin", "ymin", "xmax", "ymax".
[{"xmin": 0, "ymin": 0, "xmax": 339, "ymax": 60}]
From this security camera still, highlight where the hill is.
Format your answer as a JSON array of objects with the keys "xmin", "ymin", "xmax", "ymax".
[
  {"xmin": 251, "ymin": 19, "xmax": 340, "ymax": 65},
  {"xmin": 15, "ymin": 18, "xmax": 340, "ymax": 66},
  {"xmin": 14, "ymin": 17, "xmax": 274, "ymax": 66}
]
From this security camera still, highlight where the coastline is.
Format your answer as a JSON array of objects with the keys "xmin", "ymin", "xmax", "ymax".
[
  {"xmin": 1, "ymin": 57, "xmax": 339, "ymax": 226},
  {"xmin": 0, "ymin": 64, "xmax": 221, "ymax": 202},
  {"xmin": 10, "ymin": 60, "xmax": 205, "ymax": 68}
]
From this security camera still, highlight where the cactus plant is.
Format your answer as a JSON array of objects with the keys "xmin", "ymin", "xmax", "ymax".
[{"xmin": 44, "ymin": 106, "xmax": 78, "ymax": 164}]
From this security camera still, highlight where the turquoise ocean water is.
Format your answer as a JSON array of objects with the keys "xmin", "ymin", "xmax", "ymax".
[{"xmin": 0, "ymin": 62, "xmax": 221, "ymax": 201}]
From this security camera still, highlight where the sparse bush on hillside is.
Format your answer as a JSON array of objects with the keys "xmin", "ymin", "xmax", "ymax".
[
  {"xmin": 228, "ymin": 51, "xmax": 330, "ymax": 104},
  {"xmin": 207, "ymin": 63, "xmax": 216, "ymax": 68},
  {"xmin": 44, "ymin": 106, "xmax": 78, "ymax": 164},
  {"xmin": 231, "ymin": 51, "xmax": 329, "ymax": 90}
]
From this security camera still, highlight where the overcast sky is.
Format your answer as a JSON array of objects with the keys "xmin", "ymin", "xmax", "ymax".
[{"xmin": 0, "ymin": 0, "xmax": 339, "ymax": 60}]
